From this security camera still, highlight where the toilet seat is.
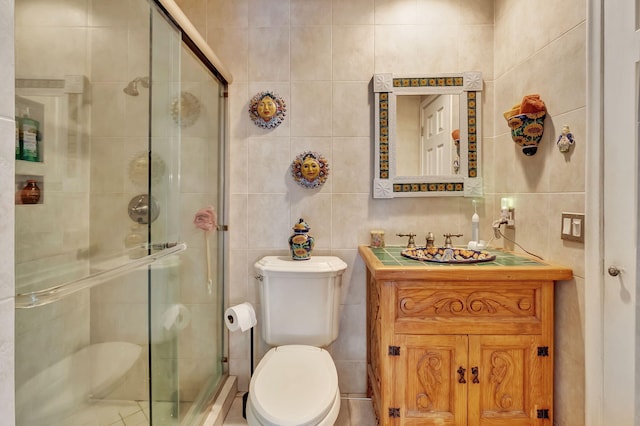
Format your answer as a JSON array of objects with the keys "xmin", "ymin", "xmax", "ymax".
[{"xmin": 248, "ymin": 345, "xmax": 340, "ymax": 426}]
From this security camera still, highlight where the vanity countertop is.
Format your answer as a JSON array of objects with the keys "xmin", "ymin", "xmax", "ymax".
[{"xmin": 358, "ymin": 245, "xmax": 573, "ymax": 282}]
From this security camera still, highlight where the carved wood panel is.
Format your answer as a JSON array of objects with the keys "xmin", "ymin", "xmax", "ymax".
[
  {"xmin": 397, "ymin": 285, "xmax": 539, "ymax": 320},
  {"xmin": 398, "ymin": 335, "xmax": 467, "ymax": 425},
  {"xmin": 468, "ymin": 335, "xmax": 545, "ymax": 426}
]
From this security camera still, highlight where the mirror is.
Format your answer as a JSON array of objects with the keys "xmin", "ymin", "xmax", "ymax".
[{"xmin": 372, "ymin": 72, "xmax": 483, "ymax": 198}]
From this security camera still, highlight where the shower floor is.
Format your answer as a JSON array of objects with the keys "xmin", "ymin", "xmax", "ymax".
[{"xmin": 49, "ymin": 399, "xmax": 193, "ymax": 426}]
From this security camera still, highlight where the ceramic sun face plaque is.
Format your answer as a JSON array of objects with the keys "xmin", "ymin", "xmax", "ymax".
[
  {"xmin": 249, "ymin": 91, "xmax": 287, "ymax": 129},
  {"xmin": 291, "ymin": 151, "xmax": 329, "ymax": 189}
]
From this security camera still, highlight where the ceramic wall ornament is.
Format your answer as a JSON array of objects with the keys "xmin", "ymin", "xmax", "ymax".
[
  {"xmin": 171, "ymin": 91, "xmax": 201, "ymax": 128},
  {"xmin": 249, "ymin": 91, "xmax": 287, "ymax": 129},
  {"xmin": 291, "ymin": 151, "xmax": 329, "ymax": 189},
  {"xmin": 556, "ymin": 125, "xmax": 575, "ymax": 153},
  {"xmin": 504, "ymin": 94, "xmax": 547, "ymax": 156}
]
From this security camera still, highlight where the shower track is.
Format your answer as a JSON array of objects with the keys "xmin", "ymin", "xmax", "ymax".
[{"xmin": 15, "ymin": 243, "xmax": 187, "ymax": 309}]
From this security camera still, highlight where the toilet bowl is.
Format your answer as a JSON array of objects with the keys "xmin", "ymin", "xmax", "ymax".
[{"xmin": 246, "ymin": 345, "xmax": 340, "ymax": 426}]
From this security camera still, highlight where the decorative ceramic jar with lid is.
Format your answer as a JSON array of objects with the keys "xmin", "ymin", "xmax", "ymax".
[{"xmin": 289, "ymin": 218, "xmax": 315, "ymax": 260}]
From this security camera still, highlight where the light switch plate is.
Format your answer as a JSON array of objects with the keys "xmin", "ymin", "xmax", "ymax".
[{"xmin": 561, "ymin": 213, "xmax": 585, "ymax": 243}]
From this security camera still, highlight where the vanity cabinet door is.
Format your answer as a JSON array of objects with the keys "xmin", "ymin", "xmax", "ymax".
[
  {"xmin": 467, "ymin": 335, "xmax": 551, "ymax": 426},
  {"xmin": 393, "ymin": 334, "xmax": 468, "ymax": 425}
]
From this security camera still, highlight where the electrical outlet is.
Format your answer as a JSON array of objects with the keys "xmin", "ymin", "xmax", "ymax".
[{"xmin": 561, "ymin": 213, "xmax": 584, "ymax": 243}]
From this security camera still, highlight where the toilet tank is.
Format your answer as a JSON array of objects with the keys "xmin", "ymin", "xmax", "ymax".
[{"xmin": 254, "ymin": 256, "xmax": 347, "ymax": 347}]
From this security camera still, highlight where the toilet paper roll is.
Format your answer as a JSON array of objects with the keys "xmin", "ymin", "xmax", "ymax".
[{"xmin": 224, "ymin": 302, "xmax": 257, "ymax": 332}]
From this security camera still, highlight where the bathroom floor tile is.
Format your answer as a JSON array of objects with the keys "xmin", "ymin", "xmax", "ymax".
[{"xmin": 222, "ymin": 393, "xmax": 377, "ymax": 426}]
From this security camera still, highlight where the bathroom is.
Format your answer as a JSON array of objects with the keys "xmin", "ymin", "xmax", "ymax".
[{"xmin": 0, "ymin": 0, "xmax": 598, "ymax": 424}]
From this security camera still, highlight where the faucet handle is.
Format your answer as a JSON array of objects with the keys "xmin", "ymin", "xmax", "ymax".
[
  {"xmin": 397, "ymin": 233, "xmax": 416, "ymax": 248},
  {"xmin": 425, "ymin": 232, "xmax": 435, "ymax": 248},
  {"xmin": 443, "ymin": 233, "xmax": 463, "ymax": 248}
]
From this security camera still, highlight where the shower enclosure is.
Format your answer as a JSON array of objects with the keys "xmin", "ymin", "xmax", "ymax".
[{"xmin": 13, "ymin": 0, "xmax": 229, "ymax": 424}]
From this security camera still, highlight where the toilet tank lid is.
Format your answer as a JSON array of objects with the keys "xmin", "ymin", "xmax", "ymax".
[{"xmin": 255, "ymin": 256, "xmax": 347, "ymax": 274}]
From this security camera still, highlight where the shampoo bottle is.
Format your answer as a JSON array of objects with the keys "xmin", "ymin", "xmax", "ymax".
[
  {"xmin": 471, "ymin": 200, "xmax": 480, "ymax": 242},
  {"xmin": 15, "ymin": 114, "xmax": 21, "ymax": 159},
  {"xmin": 20, "ymin": 107, "xmax": 40, "ymax": 162}
]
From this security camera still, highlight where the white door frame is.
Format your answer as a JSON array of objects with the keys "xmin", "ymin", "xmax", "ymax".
[{"xmin": 585, "ymin": 0, "xmax": 604, "ymax": 424}]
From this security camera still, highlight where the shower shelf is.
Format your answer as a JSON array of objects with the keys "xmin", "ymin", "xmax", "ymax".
[{"xmin": 15, "ymin": 242, "xmax": 187, "ymax": 309}]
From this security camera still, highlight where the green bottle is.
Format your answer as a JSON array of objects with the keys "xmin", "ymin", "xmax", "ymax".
[
  {"xmin": 15, "ymin": 116, "xmax": 21, "ymax": 159},
  {"xmin": 20, "ymin": 108, "xmax": 40, "ymax": 162}
]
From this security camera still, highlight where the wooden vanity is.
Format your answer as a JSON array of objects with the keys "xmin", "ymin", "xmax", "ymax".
[{"xmin": 359, "ymin": 245, "xmax": 573, "ymax": 426}]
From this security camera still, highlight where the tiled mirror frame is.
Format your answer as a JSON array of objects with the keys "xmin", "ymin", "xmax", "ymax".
[{"xmin": 372, "ymin": 72, "xmax": 483, "ymax": 198}]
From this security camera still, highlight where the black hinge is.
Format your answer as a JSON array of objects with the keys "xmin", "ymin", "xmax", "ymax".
[
  {"xmin": 537, "ymin": 346, "xmax": 549, "ymax": 357},
  {"xmin": 389, "ymin": 407, "xmax": 400, "ymax": 418},
  {"xmin": 537, "ymin": 409, "xmax": 550, "ymax": 419},
  {"xmin": 388, "ymin": 346, "xmax": 401, "ymax": 356}
]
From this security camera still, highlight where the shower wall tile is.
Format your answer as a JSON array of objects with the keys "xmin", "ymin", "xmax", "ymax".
[
  {"xmin": 14, "ymin": 27, "xmax": 89, "ymax": 78},
  {"xmin": 15, "ymin": 0, "xmax": 88, "ymax": 26},
  {"xmin": 90, "ymin": 28, "xmax": 128, "ymax": 82},
  {"xmin": 91, "ymin": 84, "xmax": 127, "ymax": 138}
]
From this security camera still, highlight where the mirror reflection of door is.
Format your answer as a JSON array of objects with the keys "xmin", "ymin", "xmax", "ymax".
[{"xmin": 420, "ymin": 95, "xmax": 453, "ymax": 175}]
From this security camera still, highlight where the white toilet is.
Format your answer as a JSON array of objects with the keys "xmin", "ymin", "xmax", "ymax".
[{"xmin": 246, "ymin": 256, "xmax": 348, "ymax": 426}]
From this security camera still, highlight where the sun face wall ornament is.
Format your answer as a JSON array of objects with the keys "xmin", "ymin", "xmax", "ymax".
[
  {"xmin": 291, "ymin": 151, "xmax": 329, "ymax": 189},
  {"xmin": 249, "ymin": 91, "xmax": 286, "ymax": 129},
  {"xmin": 171, "ymin": 91, "xmax": 201, "ymax": 128}
]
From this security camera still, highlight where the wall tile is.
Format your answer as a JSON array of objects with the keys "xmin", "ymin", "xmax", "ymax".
[
  {"xmin": 206, "ymin": 27, "xmax": 249, "ymax": 83},
  {"xmin": 206, "ymin": 0, "xmax": 248, "ymax": 27},
  {"xmin": 248, "ymin": 27, "xmax": 290, "ymax": 82},
  {"xmin": 331, "ymin": 137, "xmax": 371, "ymax": 193},
  {"xmin": 291, "ymin": 81, "xmax": 333, "ymax": 137},
  {"xmin": 0, "ymin": 298, "xmax": 14, "ymax": 424},
  {"xmin": 248, "ymin": 0, "xmax": 290, "ymax": 27},
  {"xmin": 247, "ymin": 137, "xmax": 291, "ymax": 193},
  {"xmin": 291, "ymin": 26, "xmax": 332, "ymax": 81},
  {"xmin": 291, "ymin": 0, "xmax": 332, "ymax": 26},
  {"xmin": 332, "ymin": 82, "xmax": 371, "ymax": 137},
  {"xmin": 332, "ymin": 26, "xmax": 374, "ymax": 81},
  {"xmin": 0, "ymin": 119, "xmax": 14, "ymax": 301},
  {"xmin": 333, "ymin": 0, "xmax": 374, "ymax": 25}
]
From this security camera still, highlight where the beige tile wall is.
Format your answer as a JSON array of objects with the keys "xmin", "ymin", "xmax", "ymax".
[
  {"xmin": 493, "ymin": 1, "xmax": 586, "ymax": 424},
  {"xmin": 0, "ymin": 0, "xmax": 15, "ymax": 420},
  {"xmin": 186, "ymin": 2, "xmax": 587, "ymax": 422}
]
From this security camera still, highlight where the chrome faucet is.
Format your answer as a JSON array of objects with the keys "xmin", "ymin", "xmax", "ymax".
[
  {"xmin": 443, "ymin": 233, "xmax": 463, "ymax": 248},
  {"xmin": 397, "ymin": 233, "xmax": 416, "ymax": 248}
]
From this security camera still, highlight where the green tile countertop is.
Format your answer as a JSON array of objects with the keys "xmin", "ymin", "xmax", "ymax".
[
  {"xmin": 358, "ymin": 245, "xmax": 573, "ymax": 282},
  {"xmin": 369, "ymin": 246, "xmax": 545, "ymax": 267}
]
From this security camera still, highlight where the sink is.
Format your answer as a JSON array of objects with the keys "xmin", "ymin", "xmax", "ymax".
[{"xmin": 401, "ymin": 246, "xmax": 496, "ymax": 264}]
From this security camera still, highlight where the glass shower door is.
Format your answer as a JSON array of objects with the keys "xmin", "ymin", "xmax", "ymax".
[{"xmin": 147, "ymin": 6, "xmax": 227, "ymax": 424}]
